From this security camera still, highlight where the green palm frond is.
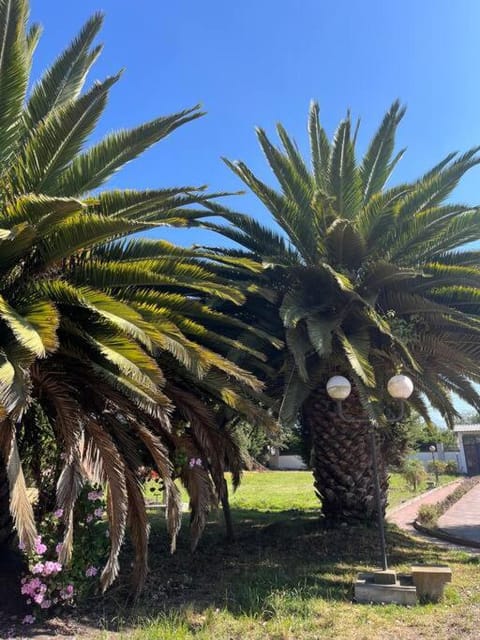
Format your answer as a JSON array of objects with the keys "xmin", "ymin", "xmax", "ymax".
[
  {"xmin": 328, "ymin": 116, "xmax": 362, "ymax": 219},
  {"xmin": 25, "ymin": 13, "xmax": 104, "ymax": 128},
  {"xmin": 0, "ymin": 0, "xmax": 28, "ymax": 170},
  {"xmin": 359, "ymin": 100, "xmax": 405, "ymax": 203},
  {"xmin": 53, "ymin": 106, "xmax": 204, "ymax": 196},
  {"xmin": 15, "ymin": 73, "xmax": 121, "ymax": 193},
  {"xmin": 308, "ymin": 101, "xmax": 330, "ymax": 190}
]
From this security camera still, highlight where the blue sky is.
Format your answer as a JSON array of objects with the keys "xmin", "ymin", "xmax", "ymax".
[
  {"xmin": 30, "ymin": 0, "xmax": 480, "ymax": 235},
  {"xmin": 30, "ymin": 1, "xmax": 480, "ymax": 422}
]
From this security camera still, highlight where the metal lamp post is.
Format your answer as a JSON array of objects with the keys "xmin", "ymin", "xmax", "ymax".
[
  {"xmin": 325, "ymin": 374, "xmax": 414, "ymax": 572},
  {"xmin": 429, "ymin": 445, "xmax": 438, "ymax": 485}
]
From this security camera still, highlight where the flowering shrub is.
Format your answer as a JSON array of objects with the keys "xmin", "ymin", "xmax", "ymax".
[
  {"xmin": 19, "ymin": 484, "xmax": 110, "ymax": 624},
  {"xmin": 188, "ymin": 457, "xmax": 203, "ymax": 469}
]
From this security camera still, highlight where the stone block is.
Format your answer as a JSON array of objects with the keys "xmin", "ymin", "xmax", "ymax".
[
  {"xmin": 373, "ymin": 570, "xmax": 397, "ymax": 585},
  {"xmin": 411, "ymin": 565, "xmax": 452, "ymax": 602},
  {"xmin": 355, "ymin": 574, "xmax": 418, "ymax": 605}
]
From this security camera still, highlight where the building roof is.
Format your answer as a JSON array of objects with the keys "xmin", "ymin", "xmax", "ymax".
[{"xmin": 453, "ymin": 424, "xmax": 480, "ymax": 433}]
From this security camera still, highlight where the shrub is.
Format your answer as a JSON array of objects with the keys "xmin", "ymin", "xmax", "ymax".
[
  {"xmin": 444, "ymin": 460, "xmax": 458, "ymax": 475},
  {"xmin": 427, "ymin": 460, "xmax": 448, "ymax": 475},
  {"xmin": 417, "ymin": 504, "xmax": 439, "ymax": 527},
  {"xmin": 402, "ymin": 459, "xmax": 427, "ymax": 491},
  {"xmin": 19, "ymin": 485, "xmax": 109, "ymax": 623},
  {"xmin": 416, "ymin": 478, "xmax": 479, "ymax": 529}
]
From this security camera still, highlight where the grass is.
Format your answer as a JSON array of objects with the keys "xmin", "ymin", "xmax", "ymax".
[
  {"xmin": 388, "ymin": 471, "xmax": 454, "ymax": 509},
  {"xmin": 144, "ymin": 470, "xmax": 456, "ymax": 513},
  {"xmin": 68, "ymin": 469, "xmax": 480, "ymax": 640}
]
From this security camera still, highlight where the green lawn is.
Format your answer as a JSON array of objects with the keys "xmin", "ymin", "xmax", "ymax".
[
  {"xmin": 79, "ymin": 470, "xmax": 480, "ymax": 640},
  {"xmin": 145, "ymin": 470, "xmax": 457, "ymax": 512}
]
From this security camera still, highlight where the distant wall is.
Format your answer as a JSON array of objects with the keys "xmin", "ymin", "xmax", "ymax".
[
  {"xmin": 269, "ymin": 449, "xmax": 461, "ymax": 472},
  {"xmin": 269, "ymin": 454, "xmax": 308, "ymax": 470},
  {"xmin": 408, "ymin": 450, "xmax": 460, "ymax": 469}
]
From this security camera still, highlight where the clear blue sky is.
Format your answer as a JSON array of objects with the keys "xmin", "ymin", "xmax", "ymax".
[
  {"xmin": 30, "ymin": 0, "xmax": 480, "ymax": 422},
  {"xmin": 30, "ymin": 0, "xmax": 480, "ymax": 239}
]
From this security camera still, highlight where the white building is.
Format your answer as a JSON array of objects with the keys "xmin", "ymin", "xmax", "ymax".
[{"xmin": 453, "ymin": 424, "xmax": 480, "ymax": 475}]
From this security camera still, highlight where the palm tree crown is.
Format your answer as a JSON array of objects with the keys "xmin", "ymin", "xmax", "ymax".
[
  {"xmin": 207, "ymin": 100, "xmax": 480, "ymax": 427},
  {"xmin": 198, "ymin": 101, "xmax": 480, "ymax": 522},
  {"xmin": 0, "ymin": 1, "xmax": 271, "ymax": 590}
]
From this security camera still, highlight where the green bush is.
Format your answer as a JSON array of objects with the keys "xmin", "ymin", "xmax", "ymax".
[
  {"xmin": 427, "ymin": 460, "xmax": 448, "ymax": 475},
  {"xmin": 444, "ymin": 460, "xmax": 458, "ymax": 475},
  {"xmin": 402, "ymin": 459, "xmax": 427, "ymax": 491},
  {"xmin": 416, "ymin": 478, "xmax": 479, "ymax": 529},
  {"xmin": 417, "ymin": 504, "xmax": 439, "ymax": 527}
]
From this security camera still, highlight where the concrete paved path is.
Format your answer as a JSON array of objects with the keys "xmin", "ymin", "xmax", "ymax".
[
  {"xmin": 387, "ymin": 479, "xmax": 463, "ymax": 534},
  {"xmin": 387, "ymin": 478, "xmax": 480, "ymax": 553},
  {"xmin": 437, "ymin": 481, "xmax": 480, "ymax": 543}
]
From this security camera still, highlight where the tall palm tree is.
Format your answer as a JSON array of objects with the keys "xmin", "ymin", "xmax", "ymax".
[
  {"xmin": 0, "ymin": 0, "xmax": 272, "ymax": 592},
  {"xmin": 199, "ymin": 101, "xmax": 480, "ymax": 522}
]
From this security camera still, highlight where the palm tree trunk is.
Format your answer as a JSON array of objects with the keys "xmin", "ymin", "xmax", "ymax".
[
  {"xmin": 303, "ymin": 386, "xmax": 388, "ymax": 523},
  {"xmin": 220, "ymin": 477, "xmax": 235, "ymax": 542}
]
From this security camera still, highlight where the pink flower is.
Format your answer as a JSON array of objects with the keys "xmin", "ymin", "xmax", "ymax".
[
  {"xmin": 34, "ymin": 536, "xmax": 47, "ymax": 555},
  {"xmin": 189, "ymin": 458, "xmax": 195, "ymax": 468},
  {"xmin": 60, "ymin": 584, "xmax": 74, "ymax": 600},
  {"xmin": 31, "ymin": 562, "xmax": 44, "ymax": 574},
  {"xmin": 85, "ymin": 565, "xmax": 98, "ymax": 577},
  {"xmin": 195, "ymin": 458, "xmax": 202, "ymax": 467},
  {"xmin": 86, "ymin": 514, "xmax": 93, "ymax": 523},
  {"xmin": 94, "ymin": 507, "xmax": 103, "ymax": 518},
  {"xmin": 53, "ymin": 508, "xmax": 64, "ymax": 518},
  {"xmin": 87, "ymin": 489, "xmax": 103, "ymax": 501},
  {"xmin": 55, "ymin": 542, "xmax": 63, "ymax": 555},
  {"xmin": 21, "ymin": 577, "xmax": 42, "ymax": 596},
  {"xmin": 22, "ymin": 614, "xmax": 35, "ymax": 625},
  {"xmin": 33, "ymin": 592, "xmax": 44, "ymax": 604},
  {"xmin": 43, "ymin": 561, "xmax": 62, "ymax": 576},
  {"xmin": 40, "ymin": 599, "xmax": 51, "ymax": 609},
  {"xmin": 59, "ymin": 583, "xmax": 74, "ymax": 600},
  {"xmin": 18, "ymin": 540, "xmax": 25, "ymax": 551}
]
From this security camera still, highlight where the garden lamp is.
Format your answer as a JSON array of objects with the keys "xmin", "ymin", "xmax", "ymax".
[{"xmin": 326, "ymin": 373, "xmax": 414, "ymax": 572}]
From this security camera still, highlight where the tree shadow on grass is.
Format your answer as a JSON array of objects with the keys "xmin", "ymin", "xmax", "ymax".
[{"xmin": 65, "ymin": 506, "xmax": 478, "ymax": 634}]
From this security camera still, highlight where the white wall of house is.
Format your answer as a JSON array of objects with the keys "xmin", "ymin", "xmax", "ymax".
[
  {"xmin": 408, "ymin": 450, "xmax": 461, "ymax": 469},
  {"xmin": 456, "ymin": 434, "xmax": 468, "ymax": 474},
  {"xmin": 269, "ymin": 453, "xmax": 308, "ymax": 470},
  {"xmin": 269, "ymin": 449, "xmax": 461, "ymax": 472}
]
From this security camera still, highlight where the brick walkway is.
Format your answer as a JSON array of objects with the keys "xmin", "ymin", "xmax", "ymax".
[
  {"xmin": 387, "ymin": 478, "xmax": 480, "ymax": 552},
  {"xmin": 437, "ymin": 481, "xmax": 480, "ymax": 543},
  {"xmin": 387, "ymin": 479, "xmax": 463, "ymax": 533}
]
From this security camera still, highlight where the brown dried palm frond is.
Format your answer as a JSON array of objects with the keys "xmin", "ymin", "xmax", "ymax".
[
  {"xmin": 176, "ymin": 433, "xmax": 217, "ymax": 551},
  {"xmin": 0, "ymin": 420, "xmax": 37, "ymax": 552},
  {"xmin": 82, "ymin": 418, "xmax": 128, "ymax": 591},
  {"xmin": 124, "ymin": 467, "xmax": 150, "ymax": 595}
]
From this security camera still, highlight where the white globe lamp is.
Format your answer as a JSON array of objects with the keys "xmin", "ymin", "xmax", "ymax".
[
  {"xmin": 387, "ymin": 374, "xmax": 414, "ymax": 399},
  {"xmin": 326, "ymin": 376, "xmax": 352, "ymax": 401}
]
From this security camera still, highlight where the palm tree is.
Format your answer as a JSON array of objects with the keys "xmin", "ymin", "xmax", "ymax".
[
  {"xmin": 0, "ymin": 0, "xmax": 271, "ymax": 593},
  {"xmin": 199, "ymin": 101, "xmax": 480, "ymax": 523}
]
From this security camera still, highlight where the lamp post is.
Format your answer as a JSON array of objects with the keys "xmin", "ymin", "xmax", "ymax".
[
  {"xmin": 429, "ymin": 445, "xmax": 438, "ymax": 485},
  {"xmin": 325, "ymin": 374, "xmax": 414, "ymax": 572}
]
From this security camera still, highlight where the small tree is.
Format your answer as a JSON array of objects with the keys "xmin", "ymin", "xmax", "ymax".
[{"xmin": 402, "ymin": 459, "xmax": 427, "ymax": 491}]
